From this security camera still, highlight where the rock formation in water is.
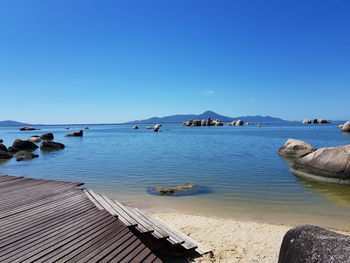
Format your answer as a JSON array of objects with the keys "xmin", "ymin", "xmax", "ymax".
[
  {"xmin": 28, "ymin": 136, "xmax": 41, "ymax": 143},
  {"xmin": 155, "ymin": 183, "xmax": 197, "ymax": 195},
  {"xmin": 12, "ymin": 139, "xmax": 39, "ymax": 151},
  {"xmin": 183, "ymin": 117, "xmax": 223, "ymax": 127},
  {"xmin": 302, "ymin": 119, "xmax": 312, "ymax": 124},
  {"xmin": 228, "ymin": 120, "xmax": 244, "ymax": 126},
  {"xmin": 279, "ymin": 139, "xmax": 316, "ymax": 158},
  {"xmin": 15, "ymin": 151, "xmax": 39, "ymax": 161},
  {"xmin": 0, "ymin": 143, "xmax": 8, "ymax": 152},
  {"xmin": 132, "ymin": 126, "xmax": 139, "ymax": 129},
  {"xmin": 40, "ymin": 141, "xmax": 65, "ymax": 151},
  {"xmin": 291, "ymin": 144, "xmax": 350, "ymax": 183},
  {"xmin": 0, "ymin": 151, "xmax": 13, "ymax": 159},
  {"xmin": 19, "ymin": 126, "xmax": 41, "ymax": 131},
  {"xmin": 278, "ymin": 224, "xmax": 350, "ymax": 263},
  {"xmin": 341, "ymin": 121, "xmax": 350, "ymax": 133},
  {"xmin": 40, "ymin": 133, "xmax": 54, "ymax": 140},
  {"xmin": 65, "ymin": 130, "xmax": 83, "ymax": 137}
]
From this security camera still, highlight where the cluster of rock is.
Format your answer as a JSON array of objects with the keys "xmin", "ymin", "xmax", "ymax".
[
  {"xmin": 133, "ymin": 124, "xmax": 162, "ymax": 132},
  {"xmin": 279, "ymin": 139, "xmax": 350, "ymax": 184},
  {"xmin": 302, "ymin": 119, "xmax": 330, "ymax": 124},
  {"xmin": 183, "ymin": 118, "xmax": 223, "ymax": 126},
  {"xmin": 0, "ymin": 129, "xmax": 84, "ymax": 162},
  {"xmin": 227, "ymin": 120, "xmax": 244, "ymax": 126},
  {"xmin": 337, "ymin": 121, "xmax": 350, "ymax": 132},
  {"xmin": 278, "ymin": 225, "xmax": 350, "ymax": 263}
]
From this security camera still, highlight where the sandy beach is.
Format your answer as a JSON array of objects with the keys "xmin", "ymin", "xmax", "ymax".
[{"xmin": 152, "ymin": 212, "xmax": 295, "ymax": 263}]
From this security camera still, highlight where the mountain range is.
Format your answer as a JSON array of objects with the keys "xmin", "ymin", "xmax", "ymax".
[
  {"xmin": 0, "ymin": 120, "xmax": 31, "ymax": 126},
  {"xmin": 127, "ymin": 111, "xmax": 288, "ymax": 124}
]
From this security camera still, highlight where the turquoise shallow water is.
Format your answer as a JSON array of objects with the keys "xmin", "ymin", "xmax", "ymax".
[{"xmin": 1, "ymin": 122, "xmax": 350, "ymax": 228}]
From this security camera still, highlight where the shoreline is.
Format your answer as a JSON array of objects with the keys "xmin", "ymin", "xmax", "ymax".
[{"xmin": 151, "ymin": 211, "xmax": 350, "ymax": 263}]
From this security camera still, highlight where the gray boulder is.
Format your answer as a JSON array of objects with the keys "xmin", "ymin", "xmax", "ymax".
[
  {"xmin": 12, "ymin": 139, "xmax": 39, "ymax": 151},
  {"xmin": 279, "ymin": 139, "xmax": 316, "ymax": 158},
  {"xmin": 0, "ymin": 151, "xmax": 13, "ymax": 159},
  {"xmin": 291, "ymin": 144, "xmax": 350, "ymax": 183},
  {"xmin": 15, "ymin": 151, "xmax": 39, "ymax": 161},
  {"xmin": 155, "ymin": 183, "xmax": 197, "ymax": 195},
  {"xmin": 0, "ymin": 143, "xmax": 8, "ymax": 152},
  {"xmin": 65, "ymin": 130, "xmax": 83, "ymax": 137},
  {"xmin": 28, "ymin": 136, "xmax": 41, "ymax": 143},
  {"xmin": 7, "ymin": 147, "xmax": 18, "ymax": 154},
  {"xmin": 278, "ymin": 225, "xmax": 350, "ymax": 263},
  {"xmin": 0, "ymin": 139, "xmax": 3, "ymax": 143},
  {"xmin": 19, "ymin": 126, "xmax": 41, "ymax": 131},
  {"xmin": 40, "ymin": 141, "xmax": 65, "ymax": 151},
  {"xmin": 40, "ymin": 133, "xmax": 54, "ymax": 140},
  {"xmin": 341, "ymin": 121, "xmax": 350, "ymax": 133}
]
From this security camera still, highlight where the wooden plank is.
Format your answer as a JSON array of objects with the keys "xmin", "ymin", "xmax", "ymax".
[
  {"xmin": 128, "ymin": 247, "xmax": 153, "ymax": 263},
  {"xmin": 43, "ymin": 221, "xmax": 126, "ymax": 263},
  {"xmin": 9, "ymin": 212, "xmax": 112, "ymax": 263},
  {"xmin": 111, "ymin": 199, "xmax": 155, "ymax": 234},
  {"xmin": 83, "ymin": 189, "xmax": 104, "ymax": 210},
  {"xmin": 94, "ymin": 234, "xmax": 138, "ymax": 263},
  {"xmin": 0, "ymin": 204, "xmax": 96, "ymax": 256},
  {"xmin": 74, "ymin": 229, "xmax": 134, "ymax": 263}
]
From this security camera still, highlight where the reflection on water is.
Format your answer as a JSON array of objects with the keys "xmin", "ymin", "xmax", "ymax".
[
  {"xmin": 297, "ymin": 177, "xmax": 350, "ymax": 208},
  {"xmin": 1, "ymin": 122, "xmax": 350, "ymax": 228}
]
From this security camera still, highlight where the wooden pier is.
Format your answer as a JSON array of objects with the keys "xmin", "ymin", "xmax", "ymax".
[{"xmin": 0, "ymin": 175, "xmax": 161, "ymax": 263}]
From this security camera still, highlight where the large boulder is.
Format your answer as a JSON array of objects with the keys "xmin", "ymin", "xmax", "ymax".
[
  {"xmin": 40, "ymin": 141, "xmax": 65, "ymax": 151},
  {"xmin": 40, "ymin": 133, "xmax": 54, "ymax": 140},
  {"xmin": 155, "ymin": 183, "xmax": 197, "ymax": 195},
  {"xmin": 15, "ymin": 151, "xmax": 39, "ymax": 161},
  {"xmin": 19, "ymin": 126, "xmax": 41, "ymax": 131},
  {"xmin": 279, "ymin": 139, "xmax": 316, "ymax": 158},
  {"xmin": 12, "ymin": 139, "xmax": 39, "ymax": 151},
  {"xmin": 278, "ymin": 225, "xmax": 350, "ymax": 263},
  {"xmin": 0, "ymin": 139, "xmax": 3, "ymax": 143},
  {"xmin": 302, "ymin": 119, "xmax": 311, "ymax": 124},
  {"xmin": 291, "ymin": 144, "xmax": 350, "ymax": 183},
  {"xmin": 132, "ymin": 126, "xmax": 139, "ymax": 129},
  {"xmin": 0, "ymin": 151, "xmax": 13, "ymax": 159},
  {"xmin": 28, "ymin": 136, "xmax": 41, "ymax": 143},
  {"xmin": 0, "ymin": 143, "xmax": 8, "ymax": 152},
  {"xmin": 341, "ymin": 121, "xmax": 350, "ymax": 133},
  {"xmin": 65, "ymin": 130, "xmax": 83, "ymax": 137}
]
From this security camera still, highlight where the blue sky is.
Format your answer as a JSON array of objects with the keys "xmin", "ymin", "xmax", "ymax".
[{"xmin": 0, "ymin": 0, "xmax": 349, "ymax": 124}]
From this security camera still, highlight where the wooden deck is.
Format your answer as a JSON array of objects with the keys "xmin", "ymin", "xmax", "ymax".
[
  {"xmin": 85, "ymin": 189, "xmax": 211, "ymax": 255},
  {"xmin": 0, "ymin": 175, "xmax": 162, "ymax": 263}
]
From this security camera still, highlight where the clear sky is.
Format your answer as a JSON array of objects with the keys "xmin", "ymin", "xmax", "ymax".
[{"xmin": 0, "ymin": 0, "xmax": 349, "ymax": 124}]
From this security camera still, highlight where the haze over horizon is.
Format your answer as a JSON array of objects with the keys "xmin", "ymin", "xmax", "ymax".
[{"xmin": 1, "ymin": 0, "xmax": 349, "ymax": 124}]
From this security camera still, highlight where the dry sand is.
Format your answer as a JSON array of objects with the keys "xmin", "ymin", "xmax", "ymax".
[{"xmin": 152, "ymin": 212, "xmax": 292, "ymax": 263}]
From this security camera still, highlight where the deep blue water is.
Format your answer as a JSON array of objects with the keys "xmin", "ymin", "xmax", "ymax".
[{"xmin": 1, "ymin": 122, "xmax": 350, "ymax": 228}]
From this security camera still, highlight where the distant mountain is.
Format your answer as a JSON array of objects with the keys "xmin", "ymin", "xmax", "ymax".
[
  {"xmin": 127, "ymin": 111, "xmax": 288, "ymax": 124},
  {"xmin": 0, "ymin": 120, "xmax": 31, "ymax": 126}
]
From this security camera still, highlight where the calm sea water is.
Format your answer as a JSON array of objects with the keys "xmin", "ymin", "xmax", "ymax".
[{"xmin": 1, "ymin": 122, "xmax": 350, "ymax": 228}]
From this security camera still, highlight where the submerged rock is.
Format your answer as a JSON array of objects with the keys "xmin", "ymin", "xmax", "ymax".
[
  {"xmin": 279, "ymin": 139, "xmax": 316, "ymax": 158},
  {"xmin": 155, "ymin": 183, "xmax": 197, "ymax": 195},
  {"xmin": 291, "ymin": 144, "xmax": 350, "ymax": 183},
  {"xmin": 40, "ymin": 133, "xmax": 54, "ymax": 140},
  {"xmin": 65, "ymin": 130, "xmax": 83, "ymax": 137},
  {"xmin": 15, "ymin": 151, "xmax": 39, "ymax": 161},
  {"xmin": 40, "ymin": 141, "xmax": 65, "ymax": 151},
  {"xmin": 278, "ymin": 225, "xmax": 350, "ymax": 263},
  {"xmin": 85, "ymin": 127, "xmax": 89, "ymax": 129},
  {"xmin": 341, "ymin": 121, "xmax": 350, "ymax": 133},
  {"xmin": 19, "ymin": 126, "xmax": 41, "ymax": 131},
  {"xmin": 12, "ymin": 139, "xmax": 39, "ymax": 151},
  {"xmin": 0, "ymin": 150, "xmax": 13, "ymax": 159}
]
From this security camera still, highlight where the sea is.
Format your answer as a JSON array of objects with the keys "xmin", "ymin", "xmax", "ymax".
[{"xmin": 1, "ymin": 122, "xmax": 350, "ymax": 229}]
